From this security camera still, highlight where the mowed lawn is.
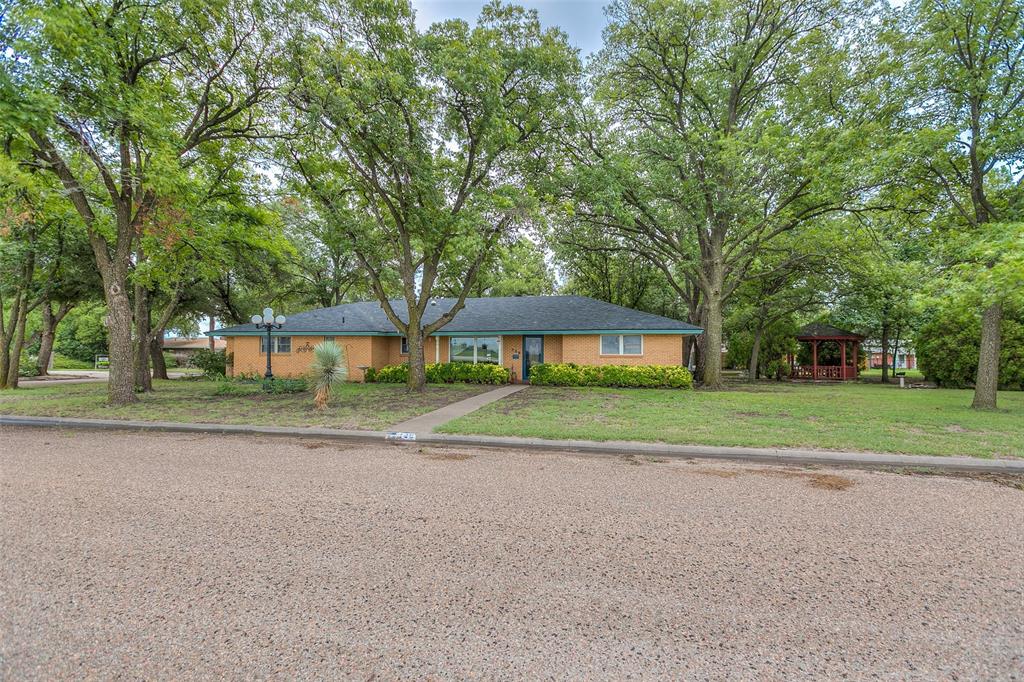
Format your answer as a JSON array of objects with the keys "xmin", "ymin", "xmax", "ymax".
[
  {"xmin": 439, "ymin": 383, "xmax": 1024, "ymax": 458},
  {"xmin": 0, "ymin": 380, "xmax": 490, "ymax": 431}
]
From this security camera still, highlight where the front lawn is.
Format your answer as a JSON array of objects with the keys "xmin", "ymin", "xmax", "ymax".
[
  {"xmin": 439, "ymin": 383, "xmax": 1024, "ymax": 458},
  {"xmin": 0, "ymin": 379, "xmax": 490, "ymax": 431}
]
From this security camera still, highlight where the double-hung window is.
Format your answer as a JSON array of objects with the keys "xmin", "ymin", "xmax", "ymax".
[
  {"xmin": 260, "ymin": 336, "xmax": 292, "ymax": 354},
  {"xmin": 449, "ymin": 337, "xmax": 500, "ymax": 364},
  {"xmin": 400, "ymin": 337, "xmax": 409, "ymax": 354},
  {"xmin": 600, "ymin": 334, "xmax": 642, "ymax": 356}
]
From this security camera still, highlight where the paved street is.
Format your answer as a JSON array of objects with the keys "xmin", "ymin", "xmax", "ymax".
[{"xmin": 1, "ymin": 427, "xmax": 1021, "ymax": 679}]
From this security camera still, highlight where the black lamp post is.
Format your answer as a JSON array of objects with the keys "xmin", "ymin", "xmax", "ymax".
[{"xmin": 251, "ymin": 307, "xmax": 286, "ymax": 379}]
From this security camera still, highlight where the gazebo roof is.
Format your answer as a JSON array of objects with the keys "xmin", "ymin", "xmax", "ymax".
[{"xmin": 796, "ymin": 322, "xmax": 864, "ymax": 341}]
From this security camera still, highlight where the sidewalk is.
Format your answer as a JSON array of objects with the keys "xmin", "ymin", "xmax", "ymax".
[
  {"xmin": 388, "ymin": 384, "xmax": 527, "ymax": 434},
  {"xmin": 2, "ymin": 414, "xmax": 1021, "ymax": 474}
]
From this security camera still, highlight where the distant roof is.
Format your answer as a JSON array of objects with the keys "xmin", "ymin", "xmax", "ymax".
[
  {"xmin": 211, "ymin": 296, "xmax": 703, "ymax": 336},
  {"xmin": 796, "ymin": 322, "xmax": 863, "ymax": 340}
]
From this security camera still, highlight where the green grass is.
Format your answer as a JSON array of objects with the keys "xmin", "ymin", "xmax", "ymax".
[
  {"xmin": 0, "ymin": 379, "xmax": 490, "ymax": 431},
  {"xmin": 860, "ymin": 368, "xmax": 925, "ymax": 380},
  {"xmin": 439, "ymin": 383, "xmax": 1024, "ymax": 458}
]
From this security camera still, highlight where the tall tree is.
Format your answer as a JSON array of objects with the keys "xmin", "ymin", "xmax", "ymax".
[
  {"xmin": 896, "ymin": 0, "xmax": 1024, "ymax": 408},
  {"xmin": 3, "ymin": 0, "xmax": 279, "ymax": 403},
  {"xmin": 558, "ymin": 0, "xmax": 893, "ymax": 388},
  {"xmin": 283, "ymin": 0, "xmax": 579, "ymax": 390},
  {"xmin": 437, "ymin": 237, "xmax": 556, "ymax": 298}
]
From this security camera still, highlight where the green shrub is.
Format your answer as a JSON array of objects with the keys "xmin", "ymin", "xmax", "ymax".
[
  {"xmin": 263, "ymin": 377, "xmax": 308, "ymax": 394},
  {"xmin": 190, "ymin": 348, "xmax": 227, "ymax": 378},
  {"xmin": 915, "ymin": 303, "xmax": 1024, "ymax": 389},
  {"xmin": 528, "ymin": 363, "xmax": 693, "ymax": 389},
  {"xmin": 363, "ymin": 367, "xmax": 378, "ymax": 382},
  {"xmin": 18, "ymin": 354, "xmax": 41, "ymax": 378},
  {"xmin": 371, "ymin": 364, "xmax": 410, "ymax": 383},
  {"xmin": 365, "ymin": 362, "xmax": 511, "ymax": 385}
]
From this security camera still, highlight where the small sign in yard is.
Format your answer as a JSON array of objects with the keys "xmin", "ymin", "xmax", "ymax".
[
  {"xmin": 95, "ymin": 355, "xmax": 110, "ymax": 369},
  {"xmin": 385, "ymin": 432, "xmax": 417, "ymax": 442}
]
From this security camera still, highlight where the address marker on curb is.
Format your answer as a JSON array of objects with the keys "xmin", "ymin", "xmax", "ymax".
[{"xmin": 386, "ymin": 432, "xmax": 417, "ymax": 442}]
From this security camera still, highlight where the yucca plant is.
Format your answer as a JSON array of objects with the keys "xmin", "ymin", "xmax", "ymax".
[{"xmin": 311, "ymin": 341, "xmax": 348, "ymax": 409}]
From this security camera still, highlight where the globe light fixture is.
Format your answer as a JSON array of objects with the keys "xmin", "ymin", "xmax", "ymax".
[{"xmin": 253, "ymin": 307, "xmax": 286, "ymax": 380}]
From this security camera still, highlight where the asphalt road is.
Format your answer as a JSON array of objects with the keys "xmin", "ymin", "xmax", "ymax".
[{"xmin": 2, "ymin": 427, "xmax": 1022, "ymax": 679}]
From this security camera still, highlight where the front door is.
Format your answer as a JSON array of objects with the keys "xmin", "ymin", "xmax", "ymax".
[{"xmin": 522, "ymin": 335, "xmax": 544, "ymax": 382}]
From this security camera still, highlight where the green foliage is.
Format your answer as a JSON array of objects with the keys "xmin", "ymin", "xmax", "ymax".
[
  {"xmin": 263, "ymin": 378, "xmax": 309, "ymax": 394},
  {"xmin": 762, "ymin": 360, "xmax": 792, "ymax": 381},
  {"xmin": 190, "ymin": 349, "xmax": 227, "ymax": 379},
  {"xmin": 725, "ymin": 318, "xmax": 799, "ymax": 372},
  {"xmin": 529, "ymin": 363, "xmax": 694, "ymax": 389},
  {"xmin": 53, "ymin": 305, "xmax": 107, "ymax": 363},
  {"xmin": 18, "ymin": 354, "xmax": 41, "ymax": 377},
  {"xmin": 366, "ymin": 362, "xmax": 511, "ymax": 385},
  {"xmin": 915, "ymin": 303, "xmax": 1024, "ymax": 390}
]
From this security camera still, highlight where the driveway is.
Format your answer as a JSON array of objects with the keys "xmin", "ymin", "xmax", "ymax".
[
  {"xmin": 1, "ymin": 428, "xmax": 1021, "ymax": 679},
  {"xmin": 18, "ymin": 370, "xmax": 196, "ymax": 387}
]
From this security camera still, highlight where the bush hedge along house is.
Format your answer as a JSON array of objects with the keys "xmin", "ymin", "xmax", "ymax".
[{"xmin": 211, "ymin": 295, "xmax": 703, "ymax": 383}]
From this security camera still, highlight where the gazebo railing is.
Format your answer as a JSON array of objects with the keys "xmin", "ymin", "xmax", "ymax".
[{"xmin": 792, "ymin": 365, "xmax": 857, "ymax": 380}]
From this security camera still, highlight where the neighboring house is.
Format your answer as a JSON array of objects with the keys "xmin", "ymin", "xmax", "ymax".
[
  {"xmin": 163, "ymin": 337, "xmax": 226, "ymax": 366},
  {"xmin": 862, "ymin": 343, "xmax": 917, "ymax": 370},
  {"xmin": 210, "ymin": 295, "xmax": 703, "ymax": 382}
]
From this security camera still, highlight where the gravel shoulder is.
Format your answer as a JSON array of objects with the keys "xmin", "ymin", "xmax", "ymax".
[{"xmin": 1, "ymin": 427, "xmax": 1022, "ymax": 679}]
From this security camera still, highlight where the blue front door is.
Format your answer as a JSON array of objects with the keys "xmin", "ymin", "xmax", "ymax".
[{"xmin": 522, "ymin": 335, "xmax": 544, "ymax": 382}]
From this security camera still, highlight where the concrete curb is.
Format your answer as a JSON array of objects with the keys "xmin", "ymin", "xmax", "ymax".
[{"xmin": 2, "ymin": 414, "xmax": 1022, "ymax": 474}]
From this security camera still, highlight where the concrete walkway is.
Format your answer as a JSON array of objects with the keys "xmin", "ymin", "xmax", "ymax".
[
  {"xmin": 2, "ymin": 414, "xmax": 1022, "ymax": 474},
  {"xmin": 388, "ymin": 384, "xmax": 527, "ymax": 434}
]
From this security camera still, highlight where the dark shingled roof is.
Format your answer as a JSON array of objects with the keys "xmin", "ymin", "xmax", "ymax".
[
  {"xmin": 213, "ymin": 295, "xmax": 703, "ymax": 336},
  {"xmin": 796, "ymin": 322, "xmax": 863, "ymax": 340}
]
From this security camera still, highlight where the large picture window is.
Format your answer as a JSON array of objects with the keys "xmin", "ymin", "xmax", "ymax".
[
  {"xmin": 600, "ymin": 334, "xmax": 642, "ymax": 356},
  {"xmin": 449, "ymin": 337, "xmax": 501, "ymax": 364},
  {"xmin": 260, "ymin": 336, "xmax": 292, "ymax": 354}
]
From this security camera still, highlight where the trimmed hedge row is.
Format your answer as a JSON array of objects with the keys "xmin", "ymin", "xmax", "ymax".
[
  {"xmin": 365, "ymin": 362, "xmax": 511, "ymax": 385},
  {"xmin": 528, "ymin": 362, "xmax": 694, "ymax": 389}
]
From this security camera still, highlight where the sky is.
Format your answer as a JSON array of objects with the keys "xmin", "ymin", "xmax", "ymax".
[{"xmin": 411, "ymin": 0, "xmax": 609, "ymax": 55}]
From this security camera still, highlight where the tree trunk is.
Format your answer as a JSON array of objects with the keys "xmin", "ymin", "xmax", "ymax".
[
  {"xmin": 879, "ymin": 320, "xmax": 890, "ymax": 384},
  {"xmin": 151, "ymin": 334, "xmax": 168, "ymax": 380},
  {"xmin": 134, "ymin": 284, "xmax": 153, "ymax": 392},
  {"xmin": 406, "ymin": 323, "xmax": 426, "ymax": 392},
  {"xmin": 5, "ymin": 298, "xmax": 30, "ymax": 389},
  {"xmin": 700, "ymin": 294, "xmax": 724, "ymax": 389},
  {"xmin": 972, "ymin": 301, "xmax": 1001, "ymax": 409},
  {"xmin": 37, "ymin": 300, "xmax": 72, "ymax": 376},
  {"xmin": 105, "ymin": 282, "xmax": 138, "ymax": 405},
  {"xmin": 748, "ymin": 325, "xmax": 763, "ymax": 382},
  {"xmin": 0, "ymin": 294, "xmax": 21, "ymax": 389}
]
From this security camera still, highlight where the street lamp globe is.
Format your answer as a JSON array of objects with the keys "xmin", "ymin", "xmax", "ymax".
[
  {"xmin": 250, "ymin": 314, "xmax": 261, "ymax": 324},
  {"xmin": 275, "ymin": 314, "xmax": 286, "ymax": 325}
]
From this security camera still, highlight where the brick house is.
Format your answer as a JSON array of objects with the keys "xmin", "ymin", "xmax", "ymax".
[{"xmin": 210, "ymin": 295, "xmax": 703, "ymax": 383}]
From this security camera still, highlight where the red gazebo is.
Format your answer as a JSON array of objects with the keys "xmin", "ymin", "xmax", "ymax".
[{"xmin": 789, "ymin": 323, "xmax": 863, "ymax": 381}]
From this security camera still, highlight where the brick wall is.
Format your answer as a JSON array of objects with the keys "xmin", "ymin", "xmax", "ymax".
[
  {"xmin": 226, "ymin": 335, "xmax": 379, "ymax": 381},
  {"xmin": 561, "ymin": 334, "xmax": 684, "ymax": 366},
  {"xmin": 225, "ymin": 332, "xmax": 688, "ymax": 381}
]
